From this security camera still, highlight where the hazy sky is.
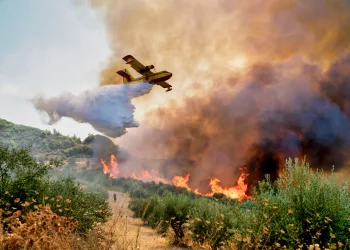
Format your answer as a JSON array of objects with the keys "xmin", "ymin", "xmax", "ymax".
[{"xmin": 0, "ymin": 0, "xmax": 111, "ymax": 139}]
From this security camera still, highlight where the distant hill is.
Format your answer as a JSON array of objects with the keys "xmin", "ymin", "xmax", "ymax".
[{"xmin": 0, "ymin": 118, "xmax": 119, "ymax": 160}]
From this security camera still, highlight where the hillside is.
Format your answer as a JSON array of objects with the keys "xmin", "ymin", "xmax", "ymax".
[{"xmin": 0, "ymin": 118, "xmax": 118, "ymax": 160}]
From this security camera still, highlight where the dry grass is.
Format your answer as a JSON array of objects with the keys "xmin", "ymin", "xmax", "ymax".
[
  {"xmin": 0, "ymin": 192, "xmax": 190, "ymax": 250},
  {"xmin": 0, "ymin": 204, "xmax": 112, "ymax": 250},
  {"xmin": 106, "ymin": 191, "xmax": 188, "ymax": 250},
  {"xmin": 2, "ymin": 193, "xmax": 343, "ymax": 249}
]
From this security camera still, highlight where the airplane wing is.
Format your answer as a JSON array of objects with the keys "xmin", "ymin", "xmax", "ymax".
[
  {"xmin": 122, "ymin": 55, "xmax": 154, "ymax": 76},
  {"xmin": 157, "ymin": 81, "xmax": 172, "ymax": 92}
]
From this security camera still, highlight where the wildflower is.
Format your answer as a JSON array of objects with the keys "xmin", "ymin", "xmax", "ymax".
[
  {"xmin": 288, "ymin": 209, "xmax": 293, "ymax": 214},
  {"xmin": 182, "ymin": 223, "xmax": 191, "ymax": 228},
  {"xmin": 21, "ymin": 201, "xmax": 30, "ymax": 207},
  {"xmin": 234, "ymin": 233, "xmax": 242, "ymax": 241},
  {"xmin": 325, "ymin": 217, "xmax": 332, "ymax": 222},
  {"xmin": 14, "ymin": 198, "xmax": 20, "ymax": 203},
  {"xmin": 13, "ymin": 210, "xmax": 21, "ymax": 217}
]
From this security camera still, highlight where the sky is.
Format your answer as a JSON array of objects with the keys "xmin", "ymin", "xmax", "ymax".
[{"xmin": 0, "ymin": 0, "xmax": 110, "ymax": 139}]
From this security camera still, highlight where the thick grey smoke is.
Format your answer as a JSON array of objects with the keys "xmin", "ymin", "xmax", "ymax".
[
  {"xmin": 116, "ymin": 55, "xmax": 350, "ymax": 193},
  {"xmin": 32, "ymin": 83, "xmax": 153, "ymax": 137}
]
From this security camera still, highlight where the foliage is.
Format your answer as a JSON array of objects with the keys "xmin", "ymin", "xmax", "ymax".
[
  {"xmin": 187, "ymin": 198, "xmax": 238, "ymax": 249},
  {"xmin": 0, "ymin": 205, "xmax": 115, "ymax": 250},
  {"xmin": 43, "ymin": 177, "xmax": 111, "ymax": 233},
  {"xmin": 109, "ymin": 177, "xmax": 193, "ymax": 198},
  {"xmin": 0, "ymin": 118, "xmax": 95, "ymax": 158},
  {"xmin": 110, "ymin": 158, "xmax": 350, "ymax": 249},
  {"xmin": 0, "ymin": 144, "xmax": 111, "ymax": 235}
]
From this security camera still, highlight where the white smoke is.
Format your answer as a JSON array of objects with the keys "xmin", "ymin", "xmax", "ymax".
[{"xmin": 32, "ymin": 83, "xmax": 153, "ymax": 137}]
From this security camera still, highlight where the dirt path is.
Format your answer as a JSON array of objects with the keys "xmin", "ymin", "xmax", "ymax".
[{"xmin": 105, "ymin": 191, "xmax": 189, "ymax": 250}]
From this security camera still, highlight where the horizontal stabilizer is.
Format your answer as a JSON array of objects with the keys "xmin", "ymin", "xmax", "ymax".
[{"xmin": 116, "ymin": 69, "xmax": 134, "ymax": 82}]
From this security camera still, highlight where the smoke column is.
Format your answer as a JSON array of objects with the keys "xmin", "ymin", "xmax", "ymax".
[
  {"xmin": 78, "ymin": 0, "xmax": 350, "ymax": 191},
  {"xmin": 32, "ymin": 83, "xmax": 153, "ymax": 138}
]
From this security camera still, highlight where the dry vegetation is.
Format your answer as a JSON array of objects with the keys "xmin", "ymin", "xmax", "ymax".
[
  {"xmin": 0, "ymin": 133, "xmax": 349, "ymax": 249},
  {"xmin": 0, "ymin": 204, "xmax": 114, "ymax": 250},
  {"xmin": 104, "ymin": 191, "xmax": 189, "ymax": 250},
  {"xmin": 112, "ymin": 158, "xmax": 350, "ymax": 250}
]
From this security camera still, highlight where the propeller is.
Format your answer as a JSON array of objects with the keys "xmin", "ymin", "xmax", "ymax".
[{"xmin": 153, "ymin": 62, "xmax": 157, "ymax": 72}]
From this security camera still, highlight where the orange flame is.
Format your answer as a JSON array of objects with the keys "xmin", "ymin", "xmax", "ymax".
[
  {"xmin": 100, "ymin": 154, "xmax": 169, "ymax": 183},
  {"xmin": 101, "ymin": 154, "xmax": 250, "ymax": 200},
  {"xmin": 172, "ymin": 174, "xmax": 191, "ymax": 190},
  {"xmin": 100, "ymin": 154, "xmax": 120, "ymax": 178},
  {"xmin": 171, "ymin": 171, "xmax": 250, "ymax": 201},
  {"xmin": 101, "ymin": 159, "xmax": 109, "ymax": 174}
]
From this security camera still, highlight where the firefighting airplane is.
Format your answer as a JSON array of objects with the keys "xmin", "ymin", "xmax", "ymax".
[{"xmin": 116, "ymin": 55, "xmax": 173, "ymax": 92}]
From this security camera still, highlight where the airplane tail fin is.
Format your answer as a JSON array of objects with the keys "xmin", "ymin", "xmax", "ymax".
[{"xmin": 116, "ymin": 69, "xmax": 135, "ymax": 83}]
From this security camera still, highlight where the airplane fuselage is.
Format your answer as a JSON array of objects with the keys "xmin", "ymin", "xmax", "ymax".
[{"xmin": 135, "ymin": 71, "xmax": 172, "ymax": 84}]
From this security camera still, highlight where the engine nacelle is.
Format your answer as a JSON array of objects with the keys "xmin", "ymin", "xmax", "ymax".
[{"xmin": 145, "ymin": 65, "xmax": 154, "ymax": 70}]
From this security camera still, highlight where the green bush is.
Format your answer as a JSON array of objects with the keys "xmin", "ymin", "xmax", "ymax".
[
  {"xmin": 187, "ymin": 198, "xmax": 238, "ymax": 249},
  {"xmin": 229, "ymin": 158, "xmax": 350, "ymax": 249},
  {"xmin": 0, "ymin": 144, "xmax": 111, "ymax": 234},
  {"xmin": 43, "ymin": 177, "xmax": 111, "ymax": 233},
  {"xmin": 124, "ymin": 157, "xmax": 349, "ymax": 249},
  {"xmin": 0, "ymin": 118, "xmax": 95, "ymax": 158}
]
